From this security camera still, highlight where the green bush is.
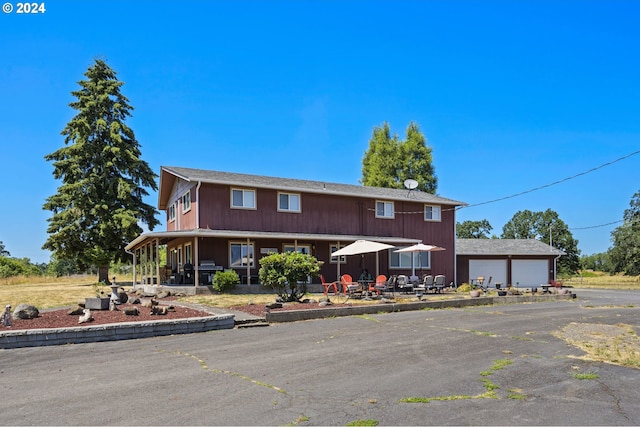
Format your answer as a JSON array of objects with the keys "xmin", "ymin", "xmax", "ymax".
[
  {"xmin": 457, "ymin": 283, "xmax": 472, "ymax": 293},
  {"xmin": 259, "ymin": 252, "xmax": 320, "ymax": 301},
  {"xmin": 213, "ymin": 270, "xmax": 239, "ymax": 292}
]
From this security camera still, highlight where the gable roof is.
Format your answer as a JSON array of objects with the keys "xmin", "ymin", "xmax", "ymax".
[
  {"xmin": 456, "ymin": 239, "xmax": 565, "ymax": 256},
  {"xmin": 159, "ymin": 166, "xmax": 466, "ymax": 210}
]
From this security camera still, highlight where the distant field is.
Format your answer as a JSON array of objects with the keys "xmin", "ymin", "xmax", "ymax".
[
  {"xmin": 562, "ymin": 272, "xmax": 640, "ymax": 289},
  {"xmin": 1, "ymin": 272, "xmax": 639, "ymax": 310}
]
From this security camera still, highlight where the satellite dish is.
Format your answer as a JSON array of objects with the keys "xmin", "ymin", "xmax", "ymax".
[{"xmin": 404, "ymin": 179, "xmax": 418, "ymax": 190}]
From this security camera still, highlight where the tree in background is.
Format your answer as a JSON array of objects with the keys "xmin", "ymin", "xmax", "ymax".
[
  {"xmin": 608, "ymin": 190, "xmax": 640, "ymax": 275},
  {"xmin": 457, "ymin": 219, "xmax": 493, "ymax": 239},
  {"xmin": 43, "ymin": 59, "xmax": 159, "ymax": 284},
  {"xmin": 580, "ymin": 252, "xmax": 612, "ymax": 272},
  {"xmin": 362, "ymin": 121, "xmax": 437, "ymax": 193},
  {"xmin": 0, "ymin": 241, "xmax": 9, "ymax": 257},
  {"xmin": 501, "ymin": 209, "xmax": 580, "ymax": 274}
]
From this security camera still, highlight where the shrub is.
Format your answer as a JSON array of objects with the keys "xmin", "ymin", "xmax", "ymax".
[
  {"xmin": 457, "ymin": 283, "xmax": 472, "ymax": 293},
  {"xmin": 259, "ymin": 252, "xmax": 320, "ymax": 301},
  {"xmin": 213, "ymin": 270, "xmax": 239, "ymax": 292}
]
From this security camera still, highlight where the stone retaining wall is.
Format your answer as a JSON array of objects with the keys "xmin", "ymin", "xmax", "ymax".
[
  {"xmin": 265, "ymin": 293, "xmax": 575, "ymax": 323},
  {"xmin": 0, "ymin": 314, "xmax": 235, "ymax": 349}
]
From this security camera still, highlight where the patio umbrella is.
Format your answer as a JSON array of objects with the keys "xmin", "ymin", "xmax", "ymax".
[
  {"xmin": 332, "ymin": 240, "xmax": 395, "ymax": 278},
  {"xmin": 394, "ymin": 243, "xmax": 446, "ymax": 276}
]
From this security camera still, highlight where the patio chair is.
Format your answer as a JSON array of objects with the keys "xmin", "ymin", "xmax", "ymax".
[
  {"xmin": 397, "ymin": 274, "xmax": 413, "ymax": 293},
  {"xmin": 340, "ymin": 274, "xmax": 363, "ymax": 298},
  {"xmin": 320, "ymin": 275, "xmax": 338, "ymax": 296},
  {"xmin": 434, "ymin": 275, "xmax": 446, "ymax": 293},
  {"xmin": 370, "ymin": 274, "xmax": 387, "ymax": 295},
  {"xmin": 415, "ymin": 275, "xmax": 434, "ymax": 293}
]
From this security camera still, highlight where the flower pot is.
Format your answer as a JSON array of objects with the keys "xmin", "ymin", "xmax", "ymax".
[
  {"xmin": 469, "ymin": 290, "xmax": 481, "ymax": 298},
  {"xmin": 497, "ymin": 291, "xmax": 507, "ymax": 296},
  {"xmin": 85, "ymin": 297, "xmax": 110, "ymax": 310}
]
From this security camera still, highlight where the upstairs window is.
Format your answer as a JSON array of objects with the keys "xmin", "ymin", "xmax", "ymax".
[
  {"xmin": 278, "ymin": 192, "xmax": 301, "ymax": 212},
  {"xmin": 182, "ymin": 191, "xmax": 191, "ymax": 213},
  {"xmin": 168, "ymin": 203, "xmax": 176, "ymax": 222},
  {"xmin": 376, "ymin": 201, "xmax": 394, "ymax": 219},
  {"xmin": 231, "ymin": 188, "xmax": 256, "ymax": 209},
  {"xmin": 424, "ymin": 205, "xmax": 441, "ymax": 222}
]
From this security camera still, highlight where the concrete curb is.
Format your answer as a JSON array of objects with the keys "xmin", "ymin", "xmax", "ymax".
[
  {"xmin": 265, "ymin": 293, "xmax": 576, "ymax": 323},
  {"xmin": 0, "ymin": 314, "xmax": 235, "ymax": 349}
]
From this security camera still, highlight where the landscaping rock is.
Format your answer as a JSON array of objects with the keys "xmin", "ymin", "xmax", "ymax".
[
  {"xmin": 12, "ymin": 304, "xmax": 39, "ymax": 320},
  {"xmin": 266, "ymin": 302, "xmax": 283, "ymax": 309},
  {"xmin": 156, "ymin": 291, "xmax": 170, "ymax": 299},
  {"xmin": 123, "ymin": 307, "xmax": 139, "ymax": 316},
  {"xmin": 67, "ymin": 306, "xmax": 85, "ymax": 315},
  {"xmin": 118, "ymin": 289, "xmax": 129, "ymax": 303}
]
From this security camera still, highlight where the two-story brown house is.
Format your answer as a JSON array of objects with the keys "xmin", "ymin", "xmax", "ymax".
[{"xmin": 125, "ymin": 166, "xmax": 466, "ymax": 288}]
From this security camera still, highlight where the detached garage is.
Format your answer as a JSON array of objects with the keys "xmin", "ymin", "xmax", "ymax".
[{"xmin": 457, "ymin": 239, "xmax": 564, "ymax": 288}]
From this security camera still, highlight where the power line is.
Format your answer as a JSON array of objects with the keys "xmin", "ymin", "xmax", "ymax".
[{"xmin": 457, "ymin": 149, "xmax": 640, "ymax": 210}]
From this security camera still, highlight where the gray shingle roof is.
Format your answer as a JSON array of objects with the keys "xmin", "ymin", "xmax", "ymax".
[
  {"xmin": 456, "ymin": 239, "xmax": 565, "ymax": 256},
  {"xmin": 162, "ymin": 166, "xmax": 466, "ymax": 206}
]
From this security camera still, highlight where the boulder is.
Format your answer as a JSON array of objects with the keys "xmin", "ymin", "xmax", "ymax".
[
  {"xmin": 123, "ymin": 307, "xmax": 139, "ymax": 316},
  {"xmin": 67, "ymin": 305, "xmax": 85, "ymax": 315},
  {"xmin": 117, "ymin": 288, "xmax": 129, "ymax": 303},
  {"xmin": 156, "ymin": 291, "xmax": 170, "ymax": 299},
  {"xmin": 265, "ymin": 302, "xmax": 283, "ymax": 309},
  {"xmin": 12, "ymin": 304, "xmax": 39, "ymax": 320}
]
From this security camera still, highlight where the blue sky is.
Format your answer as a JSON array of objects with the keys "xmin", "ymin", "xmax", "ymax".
[{"xmin": 1, "ymin": 0, "xmax": 639, "ymax": 264}]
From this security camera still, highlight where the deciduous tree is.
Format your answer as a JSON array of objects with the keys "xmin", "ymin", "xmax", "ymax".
[
  {"xmin": 501, "ymin": 209, "xmax": 580, "ymax": 274},
  {"xmin": 43, "ymin": 59, "xmax": 159, "ymax": 284},
  {"xmin": 609, "ymin": 191, "xmax": 640, "ymax": 275},
  {"xmin": 456, "ymin": 219, "xmax": 493, "ymax": 239}
]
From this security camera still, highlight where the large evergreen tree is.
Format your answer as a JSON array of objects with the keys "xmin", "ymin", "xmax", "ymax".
[
  {"xmin": 361, "ymin": 121, "xmax": 437, "ymax": 193},
  {"xmin": 501, "ymin": 209, "xmax": 580, "ymax": 274},
  {"xmin": 43, "ymin": 59, "xmax": 159, "ymax": 283}
]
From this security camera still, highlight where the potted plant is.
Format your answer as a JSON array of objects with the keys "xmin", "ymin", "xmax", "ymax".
[{"xmin": 85, "ymin": 281, "xmax": 111, "ymax": 310}]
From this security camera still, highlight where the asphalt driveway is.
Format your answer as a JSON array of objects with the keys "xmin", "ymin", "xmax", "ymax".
[{"xmin": 1, "ymin": 288, "xmax": 639, "ymax": 426}]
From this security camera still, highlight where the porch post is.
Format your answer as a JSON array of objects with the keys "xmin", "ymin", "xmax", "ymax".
[
  {"xmin": 132, "ymin": 247, "xmax": 137, "ymax": 286},
  {"xmin": 246, "ymin": 237, "xmax": 251, "ymax": 285},
  {"xmin": 194, "ymin": 237, "xmax": 199, "ymax": 287},
  {"xmin": 155, "ymin": 238, "xmax": 160, "ymax": 285}
]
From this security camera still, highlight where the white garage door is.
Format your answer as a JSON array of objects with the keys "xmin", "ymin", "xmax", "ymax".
[
  {"xmin": 469, "ymin": 260, "xmax": 507, "ymax": 287},
  {"xmin": 512, "ymin": 260, "xmax": 549, "ymax": 288}
]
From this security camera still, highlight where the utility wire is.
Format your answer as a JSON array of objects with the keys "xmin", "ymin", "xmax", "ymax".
[{"xmin": 457, "ymin": 149, "xmax": 640, "ymax": 210}]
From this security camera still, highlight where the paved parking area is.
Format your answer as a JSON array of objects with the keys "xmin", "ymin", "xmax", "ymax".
[{"xmin": 1, "ymin": 289, "xmax": 639, "ymax": 425}]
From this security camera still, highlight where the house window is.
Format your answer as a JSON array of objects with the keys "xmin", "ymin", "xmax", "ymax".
[
  {"xmin": 168, "ymin": 203, "xmax": 176, "ymax": 222},
  {"xmin": 278, "ymin": 192, "xmax": 301, "ymax": 212},
  {"xmin": 231, "ymin": 188, "xmax": 256, "ymax": 209},
  {"xmin": 284, "ymin": 244, "xmax": 310, "ymax": 254},
  {"xmin": 424, "ymin": 205, "xmax": 441, "ymax": 221},
  {"xmin": 230, "ymin": 242, "xmax": 254, "ymax": 267},
  {"xmin": 329, "ymin": 244, "xmax": 346, "ymax": 264},
  {"xmin": 184, "ymin": 243, "xmax": 192, "ymax": 265},
  {"xmin": 376, "ymin": 201, "xmax": 394, "ymax": 218},
  {"xmin": 182, "ymin": 191, "xmax": 191, "ymax": 213},
  {"xmin": 390, "ymin": 248, "xmax": 431, "ymax": 269}
]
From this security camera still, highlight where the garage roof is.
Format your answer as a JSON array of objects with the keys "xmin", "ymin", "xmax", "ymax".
[{"xmin": 456, "ymin": 239, "xmax": 565, "ymax": 256}]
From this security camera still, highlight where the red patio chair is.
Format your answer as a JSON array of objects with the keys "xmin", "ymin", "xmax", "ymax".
[{"xmin": 321, "ymin": 275, "xmax": 338, "ymax": 295}]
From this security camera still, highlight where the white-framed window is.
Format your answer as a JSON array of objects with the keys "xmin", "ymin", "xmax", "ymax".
[
  {"xmin": 329, "ymin": 244, "xmax": 346, "ymax": 264},
  {"xmin": 182, "ymin": 191, "xmax": 191, "ymax": 213},
  {"xmin": 424, "ymin": 205, "xmax": 441, "ymax": 221},
  {"xmin": 376, "ymin": 200, "xmax": 394, "ymax": 218},
  {"xmin": 230, "ymin": 242, "xmax": 254, "ymax": 267},
  {"xmin": 284, "ymin": 244, "xmax": 310, "ymax": 254},
  {"xmin": 168, "ymin": 203, "xmax": 176, "ymax": 222},
  {"xmin": 278, "ymin": 192, "xmax": 301, "ymax": 212},
  {"xmin": 184, "ymin": 243, "xmax": 192, "ymax": 264},
  {"xmin": 390, "ymin": 248, "xmax": 431, "ymax": 269},
  {"xmin": 231, "ymin": 188, "xmax": 256, "ymax": 209}
]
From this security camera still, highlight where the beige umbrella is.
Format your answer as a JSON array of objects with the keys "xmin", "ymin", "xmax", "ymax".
[
  {"xmin": 394, "ymin": 243, "xmax": 446, "ymax": 276},
  {"xmin": 332, "ymin": 240, "xmax": 395, "ymax": 278}
]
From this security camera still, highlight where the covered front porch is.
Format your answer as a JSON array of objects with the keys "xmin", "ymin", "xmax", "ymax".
[{"xmin": 125, "ymin": 228, "xmax": 420, "ymax": 289}]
